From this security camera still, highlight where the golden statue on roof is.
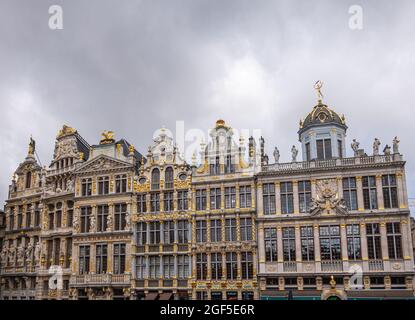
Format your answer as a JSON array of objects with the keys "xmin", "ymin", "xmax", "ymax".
[
  {"xmin": 57, "ymin": 125, "xmax": 77, "ymax": 139},
  {"xmin": 100, "ymin": 131, "xmax": 115, "ymax": 144},
  {"xmin": 314, "ymin": 80, "xmax": 324, "ymax": 102}
]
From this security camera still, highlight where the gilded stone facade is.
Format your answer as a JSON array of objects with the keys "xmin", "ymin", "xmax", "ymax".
[{"xmin": 0, "ymin": 98, "xmax": 414, "ymax": 300}]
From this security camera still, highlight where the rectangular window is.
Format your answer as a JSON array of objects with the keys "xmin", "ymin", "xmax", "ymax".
[
  {"xmin": 98, "ymin": 176, "xmax": 110, "ymax": 195},
  {"xmin": 17, "ymin": 206, "xmax": 23, "ymax": 229},
  {"xmin": 80, "ymin": 207, "xmax": 91, "ymax": 233},
  {"xmin": 363, "ymin": 176, "xmax": 378, "ymax": 210},
  {"xmin": 387, "ymin": 222, "xmax": 402, "ymax": 260},
  {"xmin": 149, "ymin": 256, "xmax": 160, "ymax": 279},
  {"xmin": 81, "ymin": 178, "xmax": 92, "ymax": 196},
  {"xmin": 382, "ymin": 175, "xmax": 398, "ymax": 209},
  {"xmin": 196, "ymin": 220, "xmax": 207, "ymax": 243},
  {"xmin": 25, "ymin": 204, "xmax": 32, "ymax": 228},
  {"xmin": 241, "ymin": 252, "xmax": 253, "ymax": 279},
  {"xmin": 97, "ymin": 205, "xmax": 108, "ymax": 232},
  {"xmin": 211, "ymin": 252, "xmax": 222, "ymax": 280},
  {"xmin": 115, "ymin": 175, "xmax": 127, "ymax": 193},
  {"xmin": 263, "ymin": 183, "xmax": 276, "ymax": 215},
  {"xmin": 196, "ymin": 253, "xmax": 207, "ymax": 280},
  {"xmin": 346, "ymin": 224, "xmax": 361, "ymax": 260},
  {"xmin": 225, "ymin": 155, "xmax": 234, "ymax": 173},
  {"xmin": 136, "ymin": 222, "xmax": 147, "ymax": 245},
  {"xmin": 338, "ymin": 139, "xmax": 343, "ymax": 158},
  {"xmin": 209, "ymin": 157, "xmax": 220, "ymax": 175},
  {"xmin": 225, "ymin": 187, "xmax": 236, "ymax": 209},
  {"xmin": 150, "ymin": 193, "xmax": 160, "ymax": 212},
  {"xmin": 79, "ymin": 245, "xmax": 90, "ymax": 274},
  {"xmin": 283, "ymin": 227, "xmax": 296, "ymax": 261},
  {"xmin": 298, "ymin": 181, "xmax": 311, "ymax": 213},
  {"xmin": 136, "ymin": 256, "xmax": 146, "ymax": 279},
  {"xmin": 177, "ymin": 190, "xmax": 188, "ymax": 211},
  {"xmin": 240, "ymin": 218, "xmax": 252, "ymax": 241},
  {"xmin": 239, "ymin": 186, "xmax": 252, "ymax": 208},
  {"xmin": 301, "ymin": 226, "xmax": 314, "ymax": 261},
  {"xmin": 163, "ymin": 255, "xmax": 175, "ymax": 279},
  {"xmin": 177, "ymin": 220, "xmax": 189, "ymax": 244},
  {"xmin": 9, "ymin": 207, "xmax": 14, "ymax": 230},
  {"xmin": 34, "ymin": 203, "xmax": 40, "ymax": 227},
  {"xmin": 113, "ymin": 243, "xmax": 126, "ymax": 274},
  {"xmin": 163, "ymin": 220, "xmax": 175, "ymax": 244},
  {"xmin": 319, "ymin": 225, "xmax": 341, "ymax": 261},
  {"xmin": 343, "ymin": 178, "xmax": 358, "ymax": 211},
  {"xmin": 149, "ymin": 222, "xmax": 161, "ymax": 244},
  {"xmin": 366, "ymin": 223, "xmax": 382, "ymax": 260},
  {"xmin": 317, "ymin": 139, "xmax": 332, "ymax": 160},
  {"xmin": 225, "ymin": 218, "xmax": 237, "ymax": 241},
  {"xmin": 305, "ymin": 142, "xmax": 311, "ymax": 161},
  {"xmin": 281, "ymin": 182, "xmax": 294, "ymax": 214},
  {"xmin": 114, "ymin": 203, "xmax": 127, "ymax": 231},
  {"xmin": 56, "ymin": 207, "xmax": 62, "ymax": 228},
  {"xmin": 137, "ymin": 194, "xmax": 147, "ymax": 213},
  {"xmin": 210, "ymin": 219, "xmax": 222, "ymax": 242},
  {"xmin": 163, "ymin": 191, "xmax": 174, "ymax": 212},
  {"xmin": 177, "ymin": 255, "xmax": 189, "ymax": 279},
  {"xmin": 196, "ymin": 189, "xmax": 207, "ymax": 211},
  {"xmin": 210, "ymin": 188, "xmax": 221, "ymax": 210},
  {"xmin": 96, "ymin": 244, "xmax": 108, "ymax": 274},
  {"xmin": 264, "ymin": 228, "xmax": 277, "ymax": 262},
  {"xmin": 226, "ymin": 252, "xmax": 238, "ymax": 280}
]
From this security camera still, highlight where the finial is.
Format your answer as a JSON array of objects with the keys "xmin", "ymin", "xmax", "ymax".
[
  {"xmin": 28, "ymin": 136, "xmax": 36, "ymax": 156},
  {"xmin": 79, "ymin": 152, "xmax": 84, "ymax": 161},
  {"xmin": 129, "ymin": 144, "xmax": 135, "ymax": 154},
  {"xmin": 314, "ymin": 80, "xmax": 324, "ymax": 103},
  {"xmin": 192, "ymin": 152, "xmax": 197, "ymax": 166}
]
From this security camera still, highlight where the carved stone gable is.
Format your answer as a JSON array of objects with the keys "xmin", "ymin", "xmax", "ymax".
[{"xmin": 76, "ymin": 155, "xmax": 132, "ymax": 173}]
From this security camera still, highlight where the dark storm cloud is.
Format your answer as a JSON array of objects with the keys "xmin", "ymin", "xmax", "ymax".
[{"xmin": 0, "ymin": 0, "xmax": 415, "ymax": 212}]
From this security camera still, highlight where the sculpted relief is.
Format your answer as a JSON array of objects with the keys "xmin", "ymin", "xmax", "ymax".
[{"xmin": 310, "ymin": 179, "xmax": 347, "ymax": 216}]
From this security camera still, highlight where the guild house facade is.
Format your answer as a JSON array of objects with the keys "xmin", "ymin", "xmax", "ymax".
[{"xmin": 0, "ymin": 87, "xmax": 414, "ymax": 300}]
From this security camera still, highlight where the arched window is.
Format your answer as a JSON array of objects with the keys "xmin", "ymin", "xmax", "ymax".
[
  {"xmin": 165, "ymin": 167, "xmax": 174, "ymax": 189},
  {"xmin": 151, "ymin": 168, "xmax": 160, "ymax": 190},
  {"xmin": 25, "ymin": 172, "xmax": 32, "ymax": 189}
]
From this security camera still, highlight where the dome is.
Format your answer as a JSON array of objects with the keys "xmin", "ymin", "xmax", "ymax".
[{"xmin": 298, "ymin": 101, "xmax": 347, "ymax": 135}]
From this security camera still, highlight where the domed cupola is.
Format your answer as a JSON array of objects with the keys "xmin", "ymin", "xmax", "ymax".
[{"xmin": 298, "ymin": 81, "xmax": 348, "ymax": 161}]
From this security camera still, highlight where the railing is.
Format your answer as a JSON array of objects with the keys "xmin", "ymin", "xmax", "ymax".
[
  {"xmin": 321, "ymin": 260, "xmax": 343, "ymax": 272},
  {"xmin": 70, "ymin": 273, "xmax": 131, "ymax": 285},
  {"xmin": 262, "ymin": 154, "xmax": 402, "ymax": 173},
  {"xmin": 369, "ymin": 259, "xmax": 384, "ymax": 271},
  {"xmin": 283, "ymin": 261, "xmax": 297, "ymax": 272}
]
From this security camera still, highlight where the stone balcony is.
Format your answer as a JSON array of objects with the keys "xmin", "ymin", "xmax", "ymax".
[
  {"xmin": 261, "ymin": 154, "xmax": 403, "ymax": 175},
  {"xmin": 70, "ymin": 273, "xmax": 131, "ymax": 286}
]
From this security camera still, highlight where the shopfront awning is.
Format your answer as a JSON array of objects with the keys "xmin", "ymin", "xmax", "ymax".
[
  {"xmin": 159, "ymin": 293, "xmax": 173, "ymax": 300},
  {"xmin": 144, "ymin": 292, "xmax": 159, "ymax": 300}
]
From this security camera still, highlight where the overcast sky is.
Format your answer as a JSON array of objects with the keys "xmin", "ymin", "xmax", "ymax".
[{"xmin": 0, "ymin": 0, "xmax": 414, "ymax": 212}]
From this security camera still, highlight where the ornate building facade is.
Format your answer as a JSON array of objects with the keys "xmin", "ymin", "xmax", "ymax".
[
  {"xmin": 257, "ymin": 98, "xmax": 414, "ymax": 300},
  {"xmin": 132, "ymin": 128, "xmax": 193, "ymax": 300},
  {"xmin": 0, "ymin": 92, "xmax": 414, "ymax": 300}
]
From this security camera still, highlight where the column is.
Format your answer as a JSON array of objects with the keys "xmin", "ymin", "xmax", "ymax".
[
  {"xmin": 313, "ymin": 224, "xmax": 321, "ymax": 272},
  {"xmin": 275, "ymin": 182, "xmax": 281, "ymax": 215},
  {"xmin": 220, "ymin": 184, "xmax": 225, "ymax": 210},
  {"xmin": 257, "ymin": 225, "xmax": 265, "ymax": 274},
  {"xmin": 235, "ymin": 184, "xmax": 240, "ymax": 209},
  {"xmin": 401, "ymin": 219, "xmax": 413, "ymax": 264},
  {"xmin": 90, "ymin": 205, "xmax": 97, "ymax": 233},
  {"xmin": 293, "ymin": 181, "xmax": 299, "ymax": 215},
  {"xmin": 257, "ymin": 183, "xmax": 263, "ymax": 217},
  {"xmin": 356, "ymin": 176, "xmax": 364, "ymax": 211},
  {"xmin": 376, "ymin": 175, "xmax": 384, "ymax": 210},
  {"xmin": 236, "ymin": 214, "xmax": 241, "ymax": 242},
  {"xmin": 206, "ymin": 188, "xmax": 210, "ymax": 211},
  {"xmin": 337, "ymin": 177, "xmax": 343, "ymax": 199},
  {"xmin": 396, "ymin": 172, "xmax": 407, "ymax": 209},
  {"xmin": 360, "ymin": 223, "xmax": 369, "ymax": 271},
  {"xmin": 277, "ymin": 227, "xmax": 283, "ymax": 264},
  {"xmin": 380, "ymin": 222, "xmax": 389, "ymax": 261},
  {"xmin": 295, "ymin": 226, "xmax": 302, "ymax": 263},
  {"xmin": 340, "ymin": 224, "xmax": 348, "ymax": 266}
]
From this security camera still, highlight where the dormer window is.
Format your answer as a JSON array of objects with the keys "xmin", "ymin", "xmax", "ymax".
[
  {"xmin": 165, "ymin": 167, "xmax": 174, "ymax": 189},
  {"xmin": 151, "ymin": 168, "xmax": 160, "ymax": 190},
  {"xmin": 25, "ymin": 171, "xmax": 32, "ymax": 189},
  {"xmin": 210, "ymin": 156, "xmax": 220, "ymax": 175},
  {"xmin": 224, "ymin": 155, "xmax": 234, "ymax": 174},
  {"xmin": 316, "ymin": 139, "xmax": 332, "ymax": 160}
]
